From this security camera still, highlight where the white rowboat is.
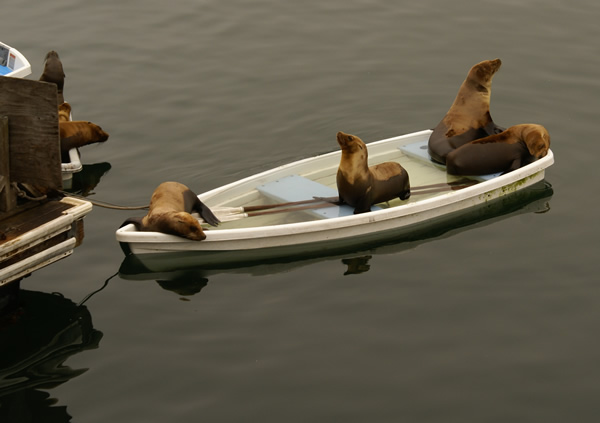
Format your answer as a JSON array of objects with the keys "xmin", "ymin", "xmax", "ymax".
[{"xmin": 116, "ymin": 130, "xmax": 554, "ymax": 267}]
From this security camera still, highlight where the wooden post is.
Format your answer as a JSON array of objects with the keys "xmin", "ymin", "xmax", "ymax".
[
  {"xmin": 0, "ymin": 77, "xmax": 61, "ymax": 194},
  {"xmin": 0, "ymin": 116, "xmax": 16, "ymax": 213}
]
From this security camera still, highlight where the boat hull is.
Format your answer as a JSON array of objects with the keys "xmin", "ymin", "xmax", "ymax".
[{"xmin": 116, "ymin": 129, "xmax": 554, "ymax": 266}]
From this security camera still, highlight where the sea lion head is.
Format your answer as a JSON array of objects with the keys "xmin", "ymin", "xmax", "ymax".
[
  {"xmin": 522, "ymin": 124, "xmax": 551, "ymax": 158},
  {"xmin": 44, "ymin": 50, "xmax": 61, "ymax": 62},
  {"xmin": 337, "ymin": 131, "xmax": 367, "ymax": 154},
  {"xmin": 88, "ymin": 122, "xmax": 110, "ymax": 143},
  {"xmin": 163, "ymin": 211, "xmax": 207, "ymax": 241},
  {"xmin": 468, "ymin": 58, "xmax": 502, "ymax": 88}
]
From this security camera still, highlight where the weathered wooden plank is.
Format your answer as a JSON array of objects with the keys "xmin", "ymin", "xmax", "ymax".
[
  {"xmin": 0, "ymin": 200, "xmax": 72, "ymax": 246},
  {"xmin": 0, "ymin": 77, "xmax": 61, "ymax": 192},
  {"xmin": 0, "ymin": 116, "xmax": 16, "ymax": 213}
]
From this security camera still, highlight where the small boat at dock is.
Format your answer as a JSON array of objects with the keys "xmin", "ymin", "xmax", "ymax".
[{"xmin": 116, "ymin": 129, "xmax": 554, "ymax": 267}]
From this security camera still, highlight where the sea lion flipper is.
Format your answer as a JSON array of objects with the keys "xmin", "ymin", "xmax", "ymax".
[
  {"xmin": 193, "ymin": 199, "xmax": 220, "ymax": 226},
  {"xmin": 181, "ymin": 188, "xmax": 220, "ymax": 226},
  {"xmin": 121, "ymin": 216, "xmax": 143, "ymax": 230},
  {"xmin": 352, "ymin": 197, "xmax": 372, "ymax": 214}
]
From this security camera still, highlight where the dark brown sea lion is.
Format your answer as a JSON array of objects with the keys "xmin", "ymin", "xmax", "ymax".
[
  {"xmin": 470, "ymin": 123, "xmax": 550, "ymax": 158},
  {"xmin": 39, "ymin": 50, "xmax": 65, "ymax": 104},
  {"xmin": 445, "ymin": 124, "xmax": 550, "ymax": 175},
  {"xmin": 59, "ymin": 120, "xmax": 109, "ymax": 160},
  {"xmin": 58, "ymin": 102, "xmax": 71, "ymax": 122},
  {"xmin": 336, "ymin": 131, "xmax": 410, "ymax": 214},
  {"xmin": 428, "ymin": 59, "xmax": 504, "ymax": 164},
  {"xmin": 121, "ymin": 182, "xmax": 220, "ymax": 241}
]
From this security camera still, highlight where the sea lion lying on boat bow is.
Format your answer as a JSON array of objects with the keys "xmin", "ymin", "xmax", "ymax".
[{"xmin": 121, "ymin": 181, "xmax": 220, "ymax": 241}]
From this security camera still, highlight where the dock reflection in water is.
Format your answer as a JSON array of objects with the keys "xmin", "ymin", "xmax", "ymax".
[
  {"xmin": 119, "ymin": 181, "xmax": 554, "ymax": 291},
  {"xmin": 0, "ymin": 290, "xmax": 102, "ymax": 422}
]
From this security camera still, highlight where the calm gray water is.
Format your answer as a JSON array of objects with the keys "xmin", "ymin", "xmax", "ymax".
[{"xmin": 2, "ymin": 0, "xmax": 600, "ymax": 421}]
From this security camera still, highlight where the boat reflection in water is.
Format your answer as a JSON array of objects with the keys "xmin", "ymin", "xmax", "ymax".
[
  {"xmin": 119, "ymin": 181, "xmax": 554, "ymax": 291},
  {"xmin": 0, "ymin": 290, "xmax": 102, "ymax": 422},
  {"xmin": 66, "ymin": 162, "xmax": 112, "ymax": 196}
]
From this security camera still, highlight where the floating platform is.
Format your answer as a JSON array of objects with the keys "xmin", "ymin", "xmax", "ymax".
[{"xmin": 1, "ymin": 197, "xmax": 92, "ymax": 286}]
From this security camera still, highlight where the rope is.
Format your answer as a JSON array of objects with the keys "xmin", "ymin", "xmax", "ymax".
[
  {"xmin": 61, "ymin": 191, "xmax": 149, "ymax": 210},
  {"xmin": 78, "ymin": 271, "xmax": 118, "ymax": 307},
  {"xmin": 11, "ymin": 182, "xmax": 47, "ymax": 201}
]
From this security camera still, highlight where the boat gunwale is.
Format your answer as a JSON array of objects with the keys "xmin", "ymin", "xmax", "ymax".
[{"xmin": 116, "ymin": 129, "xmax": 554, "ymax": 249}]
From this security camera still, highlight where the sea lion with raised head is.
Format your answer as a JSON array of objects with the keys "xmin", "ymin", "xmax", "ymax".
[
  {"xmin": 336, "ymin": 131, "xmax": 410, "ymax": 214},
  {"xmin": 59, "ymin": 120, "xmax": 109, "ymax": 160},
  {"xmin": 39, "ymin": 50, "xmax": 65, "ymax": 104},
  {"xmin": 445, "ymin": 124, "xmax": 550, "ymax": 175},
  {"xmin": 428, "ymin": 58, "xmax": 504, "ymax": 164},
  {"xmin": 121, "ymin": 182, "xmax": 220, "ymax": 241}
]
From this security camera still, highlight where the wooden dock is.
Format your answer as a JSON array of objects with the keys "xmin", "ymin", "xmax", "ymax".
[{"xmin": 0, "ymin": 76, "xmax": 92, "ymax": 289}]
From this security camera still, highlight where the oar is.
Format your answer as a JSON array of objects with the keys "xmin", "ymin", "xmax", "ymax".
[
  {"xmin": 410, "ymin": 178, "xmax": 476, "ymax": 191},
  {"xmin": 207, "ymin": 196, "xmax": 339, "ymax": 218},
  {"xmin": 201, "ymin": 183, "xmax": 475, "ymax": 223},
  {"xmin": 209, "ymin": 180, "xmax": 476, "ymax": 216}
]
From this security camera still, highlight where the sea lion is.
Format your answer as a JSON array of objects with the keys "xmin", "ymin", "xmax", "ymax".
[
  {"xmin": 121, "ymin": 182, "xmax": 220, "ymax": 241},
  {"xmin": 59, "ymin": 120, "xmax": 109, "ymax": 160},
  {"xmin": 336, "ymin": 131, "xmax": 410, "ymax": 214},
  {"xmin": 58, "ymin": 102, "xmax": 71, "ymax": 122},
  {"xmin": 39, "ymin": 50, "xmax": 65, "ymax": 104},
  {"xmin": 445, "ymin": 124, "xmax": 550, "ymax": 175},
  {"xmin": 428, "ymin": 58, "xmax": 504, "ymax": 164}
]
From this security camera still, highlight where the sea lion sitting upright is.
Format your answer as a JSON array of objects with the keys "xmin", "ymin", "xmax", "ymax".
[
  {"xmin": 122, "ymin": 182, "xmax": 220, "ymax": 241},
  {"xmin": 428, "ymin": 58, "xmax": 504, "ymax": 164},
  {"xmin": 446, "ymin": 124, "xmax": 551, "ymax": 175},
  {"xmin": 39, "ymin": 50, "xmax": 65, "ymax": 104},
  {"xmin": 59, "ymin": 120, "xmax": 109, "ymax": 161},
  {"xmin": 336, "ymin": 131, "xmax": 410, "ymax": 214}
]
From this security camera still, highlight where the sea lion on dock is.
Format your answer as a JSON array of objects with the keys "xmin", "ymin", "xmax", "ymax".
[
  {"xmin": 39, "ymin": 50, "xmax": 65, "ymax": 104},
  {"xmin": 121, "ymin": 182, "xmax": 220, "ymax": 241},
  {"xmin": 336, "ymin": 131, "xmax": 410, "ymax": 214},
  {"xmin": 59, "ymin": 120, "xmax": 109, "ymax": 160},
  {"xmin": 58, "ymin": 102, "xmax": 71, "ymax": 122},
  {"xmin": 428, "ymin": 58, "xmax": 504, "ymax": 164},
  {"xmin": 445, "ymin": 124, "xmax": 551, "ymax": 175}
]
